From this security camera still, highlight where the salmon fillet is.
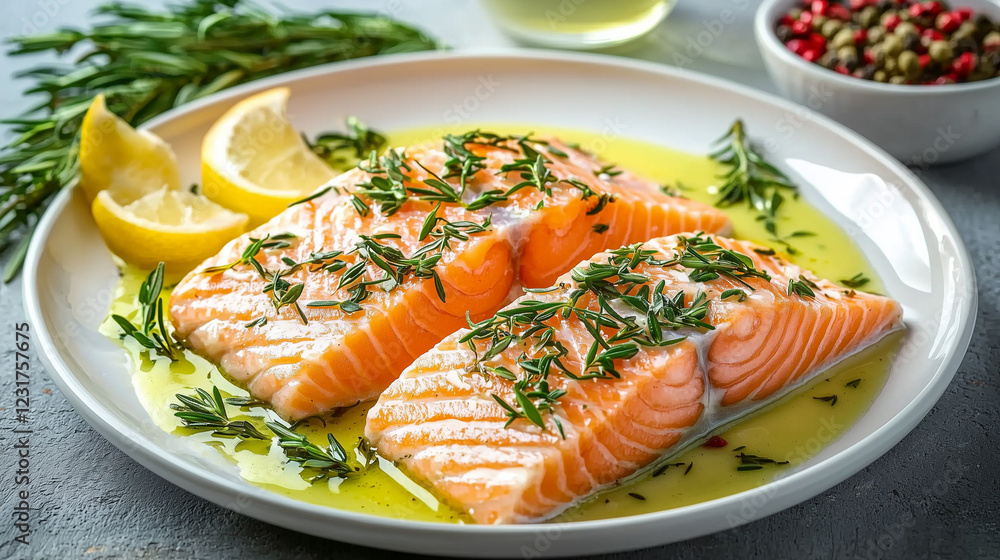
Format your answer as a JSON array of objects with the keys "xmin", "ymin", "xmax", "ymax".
[
  {"xmin": 365, "ymin": 233, "xmax": 902, "ymax": 524},
  {"xmin": 170, "ymin": 135, "xmax": 731, "ymax": 419}
]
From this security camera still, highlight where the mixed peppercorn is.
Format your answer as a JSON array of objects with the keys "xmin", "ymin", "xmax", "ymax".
[{"xmin": 776, "ymin": 0, "xmax": 1000, "ymax": 84}]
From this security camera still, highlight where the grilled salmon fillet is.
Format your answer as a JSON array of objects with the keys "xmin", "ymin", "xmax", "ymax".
[
  {"xmin": 365, "ymin": 233, "xmax": 902, "ymax": 524},
  {"xmin": 170, "ymin": 135, "xmax": 731, "ymax": 419}
]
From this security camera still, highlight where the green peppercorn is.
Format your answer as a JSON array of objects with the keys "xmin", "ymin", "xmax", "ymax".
[
  {"xmin": 953, "ymin": 21, "xmax": 977, "ymax": 42},
  {"xmin": 859, "ymin": 6, "xmax": 879, "ymax": 28},
  {"xmin": 882, "ymin": 34, "xmax": 904, "ymax": 56},
  {"xmin": 818, "ymin": 51, "xmax": 840, "ymax": 69},
  {"xmin": 898, "ymin": 50, "xmax": 921, "ymax": 79},
  {"xmin": 822, "ymin": 19, "xmax": 844, "ymax": 38},
  {"xmin": 873, "ymin": 69, "xmax": 888, "ymax": 82},
  {"xmin": 868, "ymin": 26, "xmax": 886, "ymax": 44},
  {"xmin": 812, "ymin": 14, "xmax": 828, "ymax": 31},
  {"xmin": 880, "ymin": 11, "xmax": 899, "ymax": 28},
  {"xmin": 869, "ymin": 43, "xmax": 886, "ymax": 65},
  {"xmin": 894, "ymin": 21, "xmax": 919, "ymax": 38},
  {"xmin": 929, "ymin": 40, "xmax": 955, "ymax": 64},
  {"xmin": 889, "ymin": 75, "xmax": 908, "ymax": 84},
  {"xmin": 984, "ymin": 31, "xmax": 1000, "ymax": 50},
  {"xmin": 832, "ymin": 28, "xmax": 856, "ymax": 49}
]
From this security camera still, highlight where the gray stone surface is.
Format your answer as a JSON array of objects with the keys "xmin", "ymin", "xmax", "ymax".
[{"xmin": 1, "ymin": 1, "xmax": 998, "ymax": 559}]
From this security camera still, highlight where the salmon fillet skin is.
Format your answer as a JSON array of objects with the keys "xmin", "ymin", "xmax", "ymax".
[
  {"xmin": 169, "ymin": 134, "xmax": 731, "ymax": 419},
  {"xmin": 365, "ymin": 232, "xmax": 903, "ymax": 524}
]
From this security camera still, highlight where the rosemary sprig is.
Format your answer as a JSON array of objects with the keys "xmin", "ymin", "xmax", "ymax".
[
  {"xmin": 709, "ymin": 120, "xmax": 798, "ymax": 239},
  {"xmin": 840, "ymin": 273, "xmax": 870, "ymax": 289},
  {"xmin": 0, "ymin": 0, "xmax": 440, "ymax": 280},
  {"xmin": 265, "ymin": 421, "xmax": 357, "ymax": 480},
  {"xmin": 110, "ymin": 262, "xmax": 178, "ymax": 360},
  {"xmin": 171, "ymin": 387, "xmax": 268, "ymax": 440},
  {"xmin": 306, "ymin": 116, "xmax": 387, "ymax": 170}
]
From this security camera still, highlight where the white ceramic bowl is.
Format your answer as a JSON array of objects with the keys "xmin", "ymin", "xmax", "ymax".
[{"xmin": 755, "ymin": 0, "xmax": 1000, "ymax": 164}]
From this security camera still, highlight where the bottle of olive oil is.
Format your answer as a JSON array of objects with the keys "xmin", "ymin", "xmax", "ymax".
[{"xmin": 481, "ymin": 0, "xmax": 675, "ymax": 49}]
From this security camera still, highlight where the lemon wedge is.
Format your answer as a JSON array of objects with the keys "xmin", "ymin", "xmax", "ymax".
[
  {"xmin": 79, "ymin": 93, "xmax": 181, "ymax": 204},
  {"xmin": 92, "ymin": 187, "xmax": 249, "ymax": 272},
  {"xmin": 201, "ymin": 87, "xmax": 337, "ymax": 225}
]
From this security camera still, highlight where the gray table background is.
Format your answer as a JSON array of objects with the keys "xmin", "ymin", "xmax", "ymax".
[{"xmin": 1, "ymin": 1, "xmax": 997, "ymax": 558}]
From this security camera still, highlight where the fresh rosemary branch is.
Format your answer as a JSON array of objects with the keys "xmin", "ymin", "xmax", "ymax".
[
  {"xmin": 110, "ymin": 262, "xmax": 179, "ymax": 359},
  {"xmin": 709, "ymin": 120, "xmax": 798, "ymax": 239},
  {"xmin": 172, "ymin": 386, "xmax": 365, "ymax": 480},
  {"xmin": 171, "ymin": 387, "xmax": 268, "ymax": 440},
  {"xmin": 265, "ymin": 421, "xmax": 358, "ymax": 480},
  {"xmin": 0, "ymin": 0, "xmax": 440, "ymax": 280}
]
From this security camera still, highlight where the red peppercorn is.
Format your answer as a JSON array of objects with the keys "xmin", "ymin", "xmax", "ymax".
[
  {"xmin": 834, "ymin": 65, "xmax": 851, "ymax": 74},
  {"xmin": 883, "ymin": 14, "xmax": 902, "ymax": 32},
  {"xmin": 863, "ymin": 47, "xmax": 876, "ymax": 64},
  {"xmin": 931, "ymin": 74, "xmax": 956, "ymax": 85},
  {"xmin": 921, "ymin": 28, "xmax": 944, "ymax": 41},
  {"xmin": 704, "ymin": 436, "xmax": 728, "ymax": 448},
  {"xmin": 936, "ymin": 12, "xmax": 961, "ymax": 33},
  {"xmin": 853, "ymin": 29, "xmax": 868, "ymax": 45},
  {"xmin": 809, "ymin": 33, "xmax": 828, "ymax": 50},
  {"xmin": 780, "ymin": 14, "xmax": 796, "ymax": 26},
  {"xmin": 786, "ymin": 38, "xmax": 809, "ymax": 55},
  {"xmin": 811, "ymin": 0, "xmax": 829, "ymax": 14},
  {"xmin": 849, "ymin": 0, "xmax": 867, "ymax": 9},
  {"xmin": 908, "ymin": 4, "xmax": 926, "ymax": 18},
  {"xmin": 802, "ymin": 48, "xmax": 822, "ymax": 62},
  {"xmin": 828, "ymin": 3, "xmax": 851, "ymax": 21},
  {"xmin": 918, "ymin": 53, "xmax": 931, "ymax": 69},
  {"xmin": 952, "ymin": 52, "xmax": 977, "ymax": 76},
  {"xmin": 956, "ymin": 7, "xmax": 974, "ymax": 21},
  {"xmin": 799, "ymin": 11, "xmax": 814, "ymax": 25},
  {"xmin": 925, "ymin": 1, "xmax": 945, "ymax": 17},
  {"xmin": 791, "ymin": 20, "xmax": 811, "ymax": 35}
]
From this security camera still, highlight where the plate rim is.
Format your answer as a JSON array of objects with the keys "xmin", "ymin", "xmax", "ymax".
[{"xmin": 22, "ymin": 49, "xmax": 978, "ymax": 553}]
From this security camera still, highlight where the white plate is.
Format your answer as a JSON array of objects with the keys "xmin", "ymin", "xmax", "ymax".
[{"xmin": 23, "ymin": 51, "xmax": 976, "ymax": 558}]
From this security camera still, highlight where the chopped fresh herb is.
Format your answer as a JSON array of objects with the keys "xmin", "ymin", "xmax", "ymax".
[
  {"xmin": 732, "ymin": 445, "xmax": 746, "ymax": 452},
  {"xmin": 592, "ymin": 223, "xmax": 609, "ymax": 234},
  {"xmin": 684, "ymin": 462, "xmax": 693, "ymax": 476},
  {"xmin": 111, "ymin": 263, "xmax": 178, "ymax": 360},
  {"xmin": 735, "ymin": 450, "xmax": 790, "ymax": 471},
  {"xmin": 307, "ymin": 116, "xmax": 387, "ymax": 169},
  {"xmin": 627, "ymin": 492, "xmax": 646, "ymax": 501},
  {"xmin": 787, "ymin": 276, "xmax": 817, "ymax": 298},
  {"xmin": 840, "ymin": 273, "xmax": 871, "ymax": 289},
  {"xmin": 813, "ymin": 395, "xmax": 838, "ymax": 406},
  {"xmin": 244, "ymin": 317, "xmax": 267, "ymax": 329},
  {"xmin": 288, "ymin": 185, "xmax": 334, "ymax": 207},
  {"xmin": 720, "ymin": 289, "xmax": 747, "ymax": 302},
  {"xmin": 468, "ymin": 237, "xmax": 763, "ymax": 436},
  {"xmin": 845, "ymin": 378, "xmax": 862, "ymax": 389}
]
